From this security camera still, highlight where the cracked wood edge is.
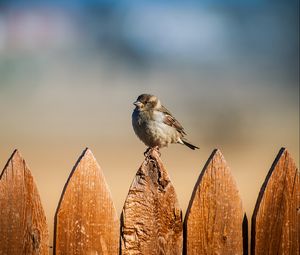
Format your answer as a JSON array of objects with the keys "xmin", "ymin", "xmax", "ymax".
[
  {"xmin": 121, "ymin": 149, "xmax": 183, "ymax": 255},
  {"xmin": 184, "ymin": 149, "xmax": 244, "ymax": 255},
  {"xmin": 251, "ymin": 148, "xmax": 299, "ymax": 255},
  {"xmin": 0, "ymin": 150, "xmax": 49, "ymax": 255},
  {"xmin": 54, "ymin": 148, "xmax": 119, "ymax": 255}
]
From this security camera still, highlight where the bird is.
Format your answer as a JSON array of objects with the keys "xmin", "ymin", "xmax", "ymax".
[{"xmin": 132, "ymin": 94, "xmax": 199, "ymax": 153}]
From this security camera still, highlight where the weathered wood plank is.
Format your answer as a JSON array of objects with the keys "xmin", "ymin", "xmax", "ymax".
[
  {"xmin": 184, "ymin": 149, "xmax": 244, "ymax": 255},
  {"xmin": 0, "ymin": 150, "xmax": 49, "ymax": 255},
  {"xmin": 121, "ymin": 149, "xmax": 183, "ymax": 255},
  {"xmin": 251, "ymin": 148, "xmax": 299, "ymax": 255},
  {"xmin": 54, "ymin": 148, "xmax": 119, "ymax": 255}
]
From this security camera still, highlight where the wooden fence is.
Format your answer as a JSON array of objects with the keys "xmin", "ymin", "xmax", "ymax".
[{"xmin": 0, "ymin": 147, "xmax": 298, "ymax": 255}]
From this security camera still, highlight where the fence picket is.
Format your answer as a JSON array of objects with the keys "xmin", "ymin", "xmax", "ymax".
[
  {"xmin": 251, "ymin": 148, "xmax": 299, "ymax": 255},
  {"xmin": 0, "ymin": 147, "xmax": 298, "ymax": 254},
  {"xmin": 183, "ymin": 149, "xmax": 244, "ymax": 255},
  {"xmin": 54, "ymin": 148, "xmax": 119, "ymax": 255},
  {"xmin": 121, "ymin": 149, "xmax": 183, "ymax": 255},
  {"xmin": 0, "ymin": 150, "xmax": 49, "ymax": 255}
]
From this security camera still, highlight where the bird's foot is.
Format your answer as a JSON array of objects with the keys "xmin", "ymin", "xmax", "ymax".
[
  {"xmin": 144, "ymin": 146, "xmax": 161, "ymax": 158},
  {"xmin": 144, "ymin": 147, "xmax": 152, "ymax": 157},
  {"xmin": 153, "ymin": 146, "xmax": 161, "ymax": 157}
]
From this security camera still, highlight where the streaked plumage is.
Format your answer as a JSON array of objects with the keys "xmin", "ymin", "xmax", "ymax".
[{"xmin": 132, "ymin": 94, "xmax": 199, "ymax": 150}]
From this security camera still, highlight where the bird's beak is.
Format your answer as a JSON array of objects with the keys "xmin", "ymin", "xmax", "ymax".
[{"xmin": 133, "ymin": 101, "xmax": 143, "ymax": 107}]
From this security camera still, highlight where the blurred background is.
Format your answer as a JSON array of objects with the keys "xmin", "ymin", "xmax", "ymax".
[{"xmin": 0, "ymin": 0, "xmax": 299, "ymax": 248}]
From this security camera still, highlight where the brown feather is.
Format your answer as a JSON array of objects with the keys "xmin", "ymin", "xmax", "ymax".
[{"xmin": 158, "ymin": 105, "xmax": 187, "ymax": 136}]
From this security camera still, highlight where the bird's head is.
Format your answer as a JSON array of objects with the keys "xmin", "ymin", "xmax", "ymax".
[{"xmin": 133, "ymin": 94, "xmax": 161, "ymax": 111}]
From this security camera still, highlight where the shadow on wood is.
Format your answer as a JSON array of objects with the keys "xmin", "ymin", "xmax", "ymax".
[
  {"xmin": 121, "ymin": 148, "xmax": 183, "ymax": 255},
  {"xmin": 54, "ymin": 148, "xmax": 119, "ymax": 255},
  {"xmin": 243, "ymin": 214, "xmax": 248, "ymax": 255},
  {"xmin": 0, "ymin": 150, "xmax": 49, "ymax": 255},
  {"xmin": 251, "ymin": 148, "xmax": 299, "ymax": 255},
  {"xmin": 183, "ymin": 149, "xmax": 244, "ymax": 255}
]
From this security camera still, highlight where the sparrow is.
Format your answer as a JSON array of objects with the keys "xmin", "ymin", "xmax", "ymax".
[{"xmin": 132, "ymin": 94, "xmax": 199, "ymax": 151}]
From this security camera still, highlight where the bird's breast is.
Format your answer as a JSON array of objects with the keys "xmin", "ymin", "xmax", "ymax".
[{"xmin": 132, "ymin": 109, "xmax": 178, "ymax": 147}]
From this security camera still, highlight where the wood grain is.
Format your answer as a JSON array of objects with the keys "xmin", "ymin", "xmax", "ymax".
[
  {"xmin": 184, "ymin": 149, "xmax": 244, "ymax": 255},
  {"xmin": 251, "ymin": 148, "xmax": 299, "ymax": 255},
  {"xmin": 121, "ymin": 149, "xmax": 183, "ymax": 255},
  {"xmin": 0, "ymin": 150, "xmax": 49, "ymax": 255},
  {"xmin": 54, "ymin": 148, "xmax": 119, "ymax": 255}
]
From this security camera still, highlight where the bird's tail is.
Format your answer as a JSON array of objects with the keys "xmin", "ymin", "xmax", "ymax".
[{"xmin": 181, "ymin": 138, "xmax": 199, "ymax": 150}]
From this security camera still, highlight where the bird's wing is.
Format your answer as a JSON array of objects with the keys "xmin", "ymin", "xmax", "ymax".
[{"xmin": 159, "ymin": 105, "xmax": 186, "ymax": 135}]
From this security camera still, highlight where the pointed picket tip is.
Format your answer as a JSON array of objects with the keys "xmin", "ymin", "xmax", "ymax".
[
  {"xmin": 121, "ymin": 148, "xmax": 183, "ymax": 255},
  {"xmin": 251, "ymin": 148, "xmax": 299, "ymax": 255},
  {"xmin": 0, "ymin": 149, "xmax": 49, "ymax": 255},
  {"xmin": 0, "ymin": 149, "xmax": 20, "ymax": 178},
  {"xmin": 184, "ymin": 149, "xmax": 244, "ymax": 255},
  {"xmin": 54, "ymin": 148, "xmax": 119, "ymax": 255}
]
